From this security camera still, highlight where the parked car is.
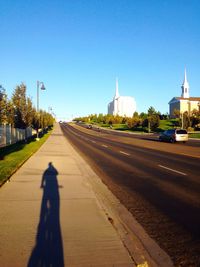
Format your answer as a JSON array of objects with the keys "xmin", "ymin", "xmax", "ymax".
[
  {"xmin": 159, "ymin": 129, "xmax": 188, "ymax": 143},
  {"xmin": 87, "ymin": 124, "xmax": 93, "ymax": 129}
]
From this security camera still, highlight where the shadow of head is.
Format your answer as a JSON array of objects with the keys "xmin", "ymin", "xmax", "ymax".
[
  {"xmin": 40, "ymin": 162, "xmax": 64, "ymax": 189},
  {"xmin": 46, "ymin": 162, "xmax": 58, "ymax": 175}
]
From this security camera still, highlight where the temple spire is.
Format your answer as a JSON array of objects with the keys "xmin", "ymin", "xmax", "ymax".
[
  {"xmin": 114, "ymin": 77, "xmax": 119, "ymax": 99},
  {"xmin": 181, "ymin": 68, "xmax": 189, "ymax": 98}
]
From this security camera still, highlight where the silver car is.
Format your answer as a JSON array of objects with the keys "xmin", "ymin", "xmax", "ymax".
[{"xmin": 159, "ymin": 129, "xmax": 188, "ymax": 143}]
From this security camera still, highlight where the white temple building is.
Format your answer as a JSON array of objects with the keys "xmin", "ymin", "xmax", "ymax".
[
  {"xmin": 169, "ymin": 69, "xmax": 200, "ymax": 118},
  {"xmin": 108, "ymin": 79, "xmax": 136, "ymax": 117}
]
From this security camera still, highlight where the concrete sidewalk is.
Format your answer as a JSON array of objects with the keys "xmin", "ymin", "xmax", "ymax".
[{"xmin": 0, "ymin": 124, "xmax": 172, "ymax": 267}]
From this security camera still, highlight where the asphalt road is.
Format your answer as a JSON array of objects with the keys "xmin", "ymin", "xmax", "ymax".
[
  {"xmin": 61, "ymin": 123, "xmax": 200, "ymax": 267},
  {"xmin": 78, "ymin": 122, "xmax": 200, "ymax": 148}
]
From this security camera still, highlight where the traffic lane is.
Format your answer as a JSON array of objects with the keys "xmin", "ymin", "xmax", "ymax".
[
  {"xmin": 79, "ymin": 123, "xmax": 158, "ymax": 140},
  {"xmin": 66, "ymin": 124, "xmax": 200, "ymax": 205},
  {"xmin": 62, "ymin": 124, "xmax": 200, "ymax": 236},
  {"xmin": 94, "ymin": 136, "xmax": 200, "ymax": 182},
  {"xmin": 103, "ymin": 129, "xmax": 200, "ymax": 148},
  {"xmin": 102, "ymin": 127, "xmax": 200, "ymax": 147},
  {"xmin": 77, "ymin": 122, "xmax": 200, "ymax": 148},
  {"xmin": 65, "ymin": 124, "xmax": 200, "ymax": 178},
  {"xmin": 65, "ymin": 123, "xmax": 200, "ymax": 189},
  {"xmin": 186, "ymin": 138, "xmax": 200, "ymax": 147},
  {"xmin": 138, "ymin": 135, "xmax": 200, "ymax": 147},
  {"xmin": 71, "ymin": 123, "xmax": 200, "ymax": 157}
]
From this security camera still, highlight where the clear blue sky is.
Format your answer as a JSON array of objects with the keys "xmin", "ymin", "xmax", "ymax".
[{"xmin": 1, "ymin": 0, "xmax": 200, "ymax": 120}]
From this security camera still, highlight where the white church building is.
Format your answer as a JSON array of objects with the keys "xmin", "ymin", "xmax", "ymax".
[
  {"xmin": 169, "ymin": 69, "xmax": 200, "ymax": 118},
  {"xmin": 108, "ymin": 79, "xmax": 136, "ymax": 117}
]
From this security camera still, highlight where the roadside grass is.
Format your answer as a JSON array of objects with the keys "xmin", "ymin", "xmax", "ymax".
[
  {"xmin": 189, "ymin": 132, "xmax": 200, "ymax": 138},
  {"xmin": 97, "ymin": 123, "xmax": 128, "ymax": 130},
  {"xmin": 0, "ymin": 131, "xmax": 52, "ymax": 186},
  {"xmin": 86, "ymin": 120, "xmax": 200, "ymax": 137},
  {"xmin": 97, "ymin": 121, "xmax": 179, "ymax": 133},
  {"xmin": 158, "ymin": 119, "xmax": 179, "ymax": 130},
  {"xmin": 111, "ymin": 124, "xmax": 129, "ymax": 130},
  {"xmin": 97, "ymin": 123, "xmax": 145, "ymax": 133}
]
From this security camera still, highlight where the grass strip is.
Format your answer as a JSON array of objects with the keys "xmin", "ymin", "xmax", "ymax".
[
  {"xmin": 189, "ymin": 133, "xmax": 200, "ymax": 139},
  {"xmin": 0, "ymin": 131, "xmax": 52, "ymax": 186}
]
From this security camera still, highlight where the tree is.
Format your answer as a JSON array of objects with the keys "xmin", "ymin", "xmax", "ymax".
[
  {"xmin": 133, "ymin": 111, "xmax": 139, "ymax": 117},
  {"xmin": 159, "ymin": 113, "xmax": 169, "ymax": 120},
  {"xmin": 105, "ymin": 115, "xmax": 114, "ymax": 125},
  {"xmin": 0, "ymin": 82, "xmax": 53, "ymax": 134},
  {"xmin": 97, "ymin": 113, "xmax": 104, "ymax": 123},
  {"xmin": 182, "ymin": 111, "xmax": 190, "ymax": 129},
  {"xmin": 6, "ymin": 100, "xmax": 15, "ymax": 125},
  {"xmin": 148, "ymin": 114, "xmax": 160, "ymax": 131},
  {"xmin": 113, "ymin": 115, "xmax": 122, "ymax": 124},
  {"xmin": 140, "ymin": 112, "xmax": 148, "ymax": 120},
  {"xmin": 122, "ymin": 116, "xmax": 128, "ymax": 124},
  {"xmin": 191, "ymin": 109, "xmax": 200, "ymax": 129},
  {"xmin": 25, "ymin": 97, "xmax": 35, "ymax": 128},
  {"xmin": 126, "ymin": 117, "xmax": 141, "ymax": 129},
  {"xmin": 0, "ymin": 85, "xmax": 7, "ymax": 124},
  {"xmin": 89, "ymin": 114, "xmax": 97, "ymax": 122},
  {"xmin": 12, "ymin": 83, "xmax": 27, "ymax": 128},
  {"xmin": 32, "ymin": 108, "xmax": 40, "ymax": 131},
  {"xmin": 147, "ymin": 106, "xmax": 160, "ymax": 131},
  {"xmin": 148, "ymin": 106, "xmax": 157, "ymax": 116},
  {"xmin": 173, "ymin": 109, "xmax": 180, "ymax": 118},
  {"xmin": 39, "ymin": 110, "xmax": 54, "ymax": 130}
]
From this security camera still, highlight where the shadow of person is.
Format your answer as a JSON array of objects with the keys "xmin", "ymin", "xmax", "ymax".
[{"xmin": 27, "ymin": 162, "xmax": 64, "ymax": 267}]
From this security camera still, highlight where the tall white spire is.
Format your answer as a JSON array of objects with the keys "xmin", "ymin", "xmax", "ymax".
[
  {"xmin": 114, "ymin": 77, "xmax": 119, "ymax": 99},
  {"xmin": 181, "ymin": 68, "xmax": 189, "ymax": 98}
]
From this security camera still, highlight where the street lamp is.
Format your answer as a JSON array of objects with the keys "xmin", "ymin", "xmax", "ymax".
[
  {"xmin": 187, "ymin": 100, "xmax": 191, "ymax": 116},
  {"xmin": 36, "ymin": 81, "xmax": 46, "ymax": 140},
  {"xmin": 187, "ymin": 100, "xmax": 191, "ymax": 128},
  {"xmin": 37, "ymin": 81, "xmax": 46, "ymax": 112},
  {"xmin": 180, "ymin": 112, "xmax": 184, "ymax": 129}
]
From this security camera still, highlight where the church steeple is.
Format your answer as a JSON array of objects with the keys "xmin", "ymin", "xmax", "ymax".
[
  {"xmin": 114, "ymin": 77, "xmax": 119, "ymax": 99},
  {"xmin": 181, "ymin": 68, "xmax": 189, "ymax": 98}
]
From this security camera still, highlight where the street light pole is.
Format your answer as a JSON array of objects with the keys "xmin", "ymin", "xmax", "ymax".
[
  {"xmin": 181, "ymin": 112, "xmax": 184, "ymax": 129},
  {"xmin": 188, "ymin": 100, "xmax": 191, "ymax": 128},
  {"xmin": 198, "ymin": 101, "xmax": 200, "ymax": 113},
  {"xmin": 37, "ymin": 81, "xmax": 45, "ymax": 112},
  {"xmin": 36, "ymin": 81, "xmax": 46, "ymax": 140}
]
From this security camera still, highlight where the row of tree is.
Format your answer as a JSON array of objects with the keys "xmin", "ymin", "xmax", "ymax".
[
  {"xmin": 74, "ymin": 106, "xmax": 200, "ymax": 131},
  {"xmin": 0, "ymin": 83, "xmax": 54, "ymax": 130},
  {"xmin": 173, "ymin": 108, "xmax": 200, "ymax": 130},
  {"xmin": 74, "ymin": 107, "xmax": 162, "ymax": 131}
]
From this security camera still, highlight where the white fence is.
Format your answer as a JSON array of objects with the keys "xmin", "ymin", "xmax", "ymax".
[{"xmin": 0, "ymin": 125, "xmax": 33, "ymax": 148}]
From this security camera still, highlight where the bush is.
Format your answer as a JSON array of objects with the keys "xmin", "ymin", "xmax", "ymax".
[
  {"xmin": 126, "ymin": 117, "xmax": 141, "ymax": 129},
  {"xmin": 187, "ymin": 127, "xmax": 194, "ymax": 132}
]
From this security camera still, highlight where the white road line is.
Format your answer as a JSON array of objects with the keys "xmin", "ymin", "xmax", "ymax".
[
  {"xmin": 102, "ymin": 144, "xmax": 108, "ymax": 148},
  {"xmin": 158, "ymin": 165, "xmax": 187, "ymax": 176},
  {"xmin": 119, "ymin": 151, "xmax": 130, "ymax": 156}
]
